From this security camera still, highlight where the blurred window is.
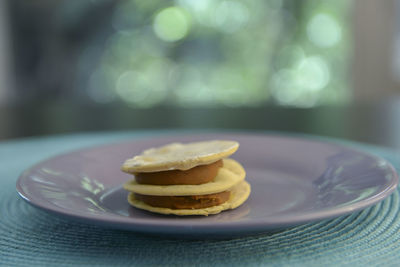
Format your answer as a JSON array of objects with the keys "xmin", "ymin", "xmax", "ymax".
[{"xmin": 9, "ymin": 0, "xmax": 352, "ymax": 108}]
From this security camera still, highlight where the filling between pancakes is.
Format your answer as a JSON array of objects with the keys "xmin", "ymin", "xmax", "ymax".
[
  {"xmin": 134, "ymin": 191, "xmax": 230, "ymax": 209},
  {"xmin": 135, "ymin": 160, "xmax": 223, "ymax": 185},
  {"xmin": 134, "ymin": 159, "xmax": 229, "ymax": 209}
]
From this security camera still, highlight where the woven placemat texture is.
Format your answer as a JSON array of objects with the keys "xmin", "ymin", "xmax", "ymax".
[{"xmin": 1, "ymin": 131, "xmax": 399, "ymax": 266}]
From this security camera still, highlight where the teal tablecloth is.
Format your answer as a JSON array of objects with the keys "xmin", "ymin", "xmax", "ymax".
[{"xmin": 1, "ymin": 131, "xmax": 400, "ymax": 266}]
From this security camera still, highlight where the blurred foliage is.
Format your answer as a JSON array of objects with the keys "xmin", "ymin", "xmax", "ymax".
[{"xmin": 82, "ymin": 0, "xmax": 351, "ymax": 108}]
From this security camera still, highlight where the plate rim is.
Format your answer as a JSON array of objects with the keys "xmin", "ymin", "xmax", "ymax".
[{"xmin": 16, "ymin": 132, "xmax": 399, "ymax": 236}]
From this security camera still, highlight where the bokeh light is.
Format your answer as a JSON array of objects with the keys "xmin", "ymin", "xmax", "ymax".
[
  {"xmin": 116, "ymin": 69, "xmax": 167, "ymax": 108},
  {"xmin": 271, "ymin": 55, "xmax": 330, "ymax": 107},
  {"xmin": 307, "ymin": 13, "xmax": 342, "ymax": 48},
  {"xmin": 296, "ymin": 56, "xmax": 330, "ymax": 91},
  {"xmin": 153, "ymin": 6, "xmax": 191, "ymax": 42},
  {"xmin": 214, "ymin": 1, "xmax": 249, "ymax": 33},
  {"xmin": 86, "ymin": 0, "xmax": 351, "ymax": 108}
]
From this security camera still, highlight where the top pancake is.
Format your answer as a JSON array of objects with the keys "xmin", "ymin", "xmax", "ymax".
[{"xmin": 121, "ymin": 140, "xmax": 239, "ymax": 173}]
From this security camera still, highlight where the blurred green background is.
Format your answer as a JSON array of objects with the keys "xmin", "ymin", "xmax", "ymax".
[
  {"xmin": 95, "ymin": 0, "xmax": 351, "ymax": 108},
  {"xmin": 4, "ymin": 0, "xmax": 352, "ymax": 108},
  {"xmin": 3, "ymin": 0, "xmax": 400, "ymax": 146}
]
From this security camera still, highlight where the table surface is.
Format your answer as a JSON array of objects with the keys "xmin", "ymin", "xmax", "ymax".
[
  {"xmin": 2, "ymin": 100, "xmax": 400, "ymax": 265},
  {"xmin": 1, "ymin": 130, "xmax": 400, "ymax": 266},
  {"xmin": 1, "ymin": 100, "xmax": 400, "ymax": 149}
]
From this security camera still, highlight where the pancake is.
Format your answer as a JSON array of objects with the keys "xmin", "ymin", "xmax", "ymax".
[
  {"xmin": 121, "ymin": 140, "xmax": 239, "ymax": 173},
  {"xmin": 127, "ymin": 181, "xmax": 251, "ymax": 216}
]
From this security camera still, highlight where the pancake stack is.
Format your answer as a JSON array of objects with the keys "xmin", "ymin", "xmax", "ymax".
[{"xmin": 121, "ymin": 140, "xmax": 251, "ymax": 216}]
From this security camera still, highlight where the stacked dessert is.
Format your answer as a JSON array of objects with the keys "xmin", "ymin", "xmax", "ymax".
[{"xmin": 121, "ymin": 140, "xmax": 250, "ymax": 216}]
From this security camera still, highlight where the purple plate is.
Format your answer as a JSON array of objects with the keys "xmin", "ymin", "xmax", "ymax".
[{"xmin": 16, "ymin": 133, "xmax": 398, "ymax": 237}]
